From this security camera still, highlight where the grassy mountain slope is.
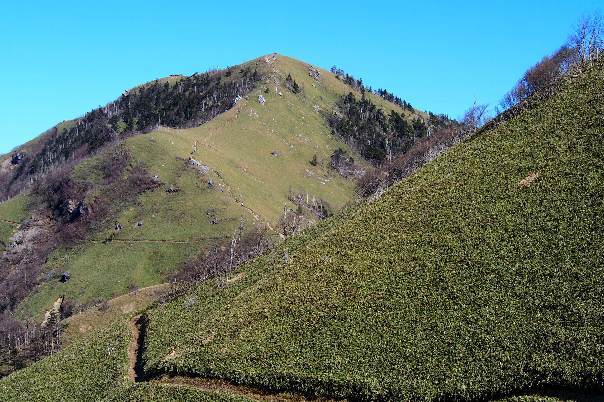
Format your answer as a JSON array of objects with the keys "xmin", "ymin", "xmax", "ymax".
[
  {"xmin": 141, "ymin": 59, "xmax": 602, "ymax": 400},
  {"xmin": 2, "ymin": 59, "xmax": 603, "ymax": 400},
  {"xmin": 11, "ymin": 54, "xmax": 426, "ymax": 320}
]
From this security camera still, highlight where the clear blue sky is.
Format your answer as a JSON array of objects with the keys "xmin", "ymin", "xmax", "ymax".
[{"xmin": 0, "ymin": 1, "xmax": 601, "ymax": 154}]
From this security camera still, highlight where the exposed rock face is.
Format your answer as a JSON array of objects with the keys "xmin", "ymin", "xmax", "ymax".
[
  {"xmin": 41, "ymin": 296, "xmax": 64, "ymax": 328},
  {"xmin": 10, "ymin": 152, "xmax": 25, "ymax": 166},
  {"xmin": 263, "ymin": 53, "xmax": 277, "ymax": 64},
  {"xmin": 308, "ymin": 66, "xmax": 320, "ymax": 80},
  {"xmin": 66, "ymin": 200, "xmax": 88, "ymax": 222},
  {"xmin": 1, "ymin": 153, "xmax": 23, "ymax": 175},
  {"xmin": 0, "ymin": 213, "xmax": 57, "ymax": 311},
  {"xmin": 187, "ymin": 158, "xmax": 210, "ymax": 175},
  {"xmin": 5, "ymin": 215, "xmax": 53, "ymax": 259}
]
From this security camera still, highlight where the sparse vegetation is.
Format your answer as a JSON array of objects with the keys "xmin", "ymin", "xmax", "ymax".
[
  {"xmin": 171, "ymin": 226, "xmax": 272, "ymax": 287},
  {"xmin": 501, "ymin": 13, "xmax": 603, "ymax": 110}
]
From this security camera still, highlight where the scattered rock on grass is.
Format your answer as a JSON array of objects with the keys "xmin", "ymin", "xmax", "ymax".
[
  {"xmin": 308, "ymin": 66, "xmax": 320, "ymax": 80},
  {"xmin": 59, "ymin": 272, "xmax": 71, "ymax": 283},
  {"xmin": 188, "ymin": 157, "xmax": 210, "ymax": 174}
]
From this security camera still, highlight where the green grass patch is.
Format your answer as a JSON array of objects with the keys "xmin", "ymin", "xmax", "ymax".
[
  {"xmin": 0, "ymin": 194, "xmax": 30, "ymax": 250},
  {"xmin": 16, "ymin": 241, "xmax": 196, "ymax": 320}
]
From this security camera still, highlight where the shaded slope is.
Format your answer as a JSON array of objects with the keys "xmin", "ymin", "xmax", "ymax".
[{"xmin": 136, "ymin": 61, "xmax": 604, "ymax": 400}]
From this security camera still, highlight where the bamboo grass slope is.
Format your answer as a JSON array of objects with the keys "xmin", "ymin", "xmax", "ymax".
[
  {"xmin": 0, "ymin": 60, "xmax": 603, "ymax": 401},
  {"xmin": 140, "ymin": 61, "xmax": 604, "ymax": 399},
  {"xmin": 0, "ymin": 320, "xmax": 253, "ymax": 401},
  {"xmin": 0, "ymin": 323, "xmax": 131, "ymax": 401}
]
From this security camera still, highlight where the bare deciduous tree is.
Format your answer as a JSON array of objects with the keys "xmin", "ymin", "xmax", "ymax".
[
  {"xmin": 461, "ymin": 103, "xmax": 489, "ymax": 133},
  {"xmin": 571, "ymin": 13, "xmax": 603, "ymax": 63},
  {"xmin": 502, "ymin": 13, "xmax": 603, "ymax": 110}
]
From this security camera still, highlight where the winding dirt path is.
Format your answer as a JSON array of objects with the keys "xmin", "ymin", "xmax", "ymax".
[
  {"xmin": 127, "ymin": 315, "xmax": 145, "ymax": 382},
  {"xmin": 92, "ymin": 235, "xmax": 233, "ymax": 245},
  {"xmin": 155, "ymin": 376, "xmax": 330, "ymax": 402}
]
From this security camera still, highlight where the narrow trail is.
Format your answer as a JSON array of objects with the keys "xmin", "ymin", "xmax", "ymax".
[
  {"xmin": 95, "ymin": 238, "xmax": 194, "ymax": 245},
  {"xmin": 92, "ymin": 235, "xmax": 233, "ymax": 245},
  {"xmin": 0, "ymin": 217, "xmax": 20, "ymax": 226},
  {"xmin": 126, "ymin": 314, "xmax": 337, "ymax": 401},
  {"xmin": 153, "ymin": 377, "xmax": 327, "ymax": 402},
  {"xmin": 127, "ymin": 315, "xmax": 144, "ymax": 382}
]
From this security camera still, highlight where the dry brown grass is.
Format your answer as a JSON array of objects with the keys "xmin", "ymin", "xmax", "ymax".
[{"xmin": 519, "ymin": 172, "xmax": 540, "ymax": 187}]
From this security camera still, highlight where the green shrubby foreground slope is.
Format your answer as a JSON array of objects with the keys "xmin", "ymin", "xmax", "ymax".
[
  {"xmin": 111, "ymin": 383, "xmax": 250, "ymax": 402},
  {"xmin": 0, "ymin": 323, "xmax": 130, "ymax": 401},
  {"xmin": 0, "ymin": 320, "xmax": 252, "ymax": 401},
  {"xmin": 1, "ymin": 60, "xmax": 603, "ymax": 400},
  {"xmin": 141, "ymin": 60, "xmax": 604, "ymax": 399}
]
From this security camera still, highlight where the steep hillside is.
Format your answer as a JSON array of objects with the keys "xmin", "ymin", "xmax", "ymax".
[
  {"xmin": 137, "ymin": 55, "xmax": 604, "ymax": 401},
  {"xmin": 1, "ymin": 54, "xmax": 427, "ymax": 322},
  {"xmin": 2, "ymin": 58, "xmax": 603, "ymax": 400}
]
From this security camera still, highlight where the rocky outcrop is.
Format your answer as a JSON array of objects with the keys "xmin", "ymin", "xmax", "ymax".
[
  {"xmin": 187, "ymin": 158, "xmax": 210, "ymax": 175},
  {"xmin": 41, "ymin": 296, "xmax": 64, "ymax": 328}
]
